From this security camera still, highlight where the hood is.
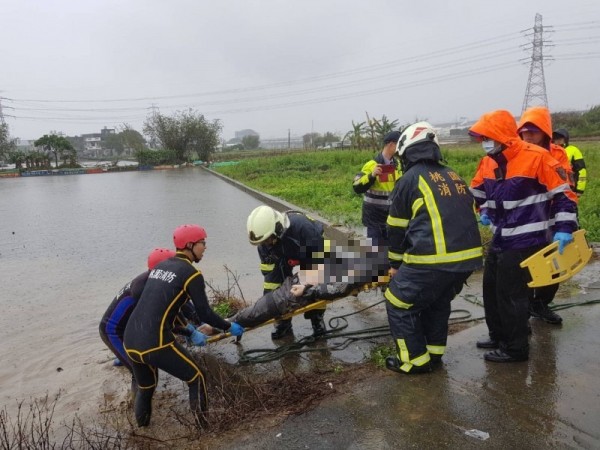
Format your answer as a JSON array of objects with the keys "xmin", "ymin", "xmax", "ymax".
[
  {"xmin": 469, "ymin": 110, "xmax": 518, "ymax": 146},
  {"xmin": 553, "ymin": 128, "xmax": 570, "ymax": 144},
  {"xmin": 402, "ymin": 141, "xmax": 443, "ymax": 171},
  {"xmin": 517, "ymin": 106, "xmax": 552, "ymax": 138}
]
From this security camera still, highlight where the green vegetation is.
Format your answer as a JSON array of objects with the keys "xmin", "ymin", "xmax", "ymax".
[
  {"xmin": 552, "ymin": 106, "xmax": 600, "ymax": 138},
  {"xmin": 34, "ymin": 134, "xmax": 79, "ymax": 168},
  {"xmin": 214, "ymin": 141, "xmax": 600, "ymax": 241},
  {"xmin": 143, "ymin": 109, "xmax": 222, "ymax": 164},
  {"xmin": 370, "ymin": 344, "xmax": 396, "ymax": 369}
]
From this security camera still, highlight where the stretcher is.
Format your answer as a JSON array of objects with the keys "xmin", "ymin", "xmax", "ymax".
[
  {"xmin": 206, "ymin": 278, "xmax": 388, "ymax": 344},
  {"xmin": 519, "ymin": 229, "xmax": 592, "ymax": 287}
]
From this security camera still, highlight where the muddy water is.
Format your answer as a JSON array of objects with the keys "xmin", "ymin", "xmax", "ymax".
[{"xmin": 0, "ymin": 168, "xmax": 265, "ymax": 423}]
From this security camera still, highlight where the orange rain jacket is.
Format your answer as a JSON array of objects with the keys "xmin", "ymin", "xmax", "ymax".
[
  {"xmin": 469, "ymin": 110, "xmax": 578, "ymax": 252},
  {"xmin": 517, "ymin": 107, "xmax": 575, "ymax": 191}
]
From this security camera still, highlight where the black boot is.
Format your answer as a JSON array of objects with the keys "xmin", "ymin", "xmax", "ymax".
[
  {"xmin": 271, "ymin": 319, "xmax": 293, "ymax": 339},
  {"xmin": 385, "ymin": 356, "xmax": 432, "ymax": 374},
  {"xmin": 310, "ymin": 316, "xmax": 327, "ymax": 337},
  {"xmin": 529, "ymin": 302, "xmax": 562, "ymax": 324},
  {"xmin": 134, "ymin": 388, "xmax": 154, "ymax": 427}
]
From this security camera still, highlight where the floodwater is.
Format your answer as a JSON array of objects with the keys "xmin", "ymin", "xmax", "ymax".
[{"xmin": 0, "ymin": 168, "xmax": 266, "ymax": 423}]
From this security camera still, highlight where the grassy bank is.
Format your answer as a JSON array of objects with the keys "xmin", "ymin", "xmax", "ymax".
[{"xmin": 213, "ymin": 142, "xmax": 600, "ymax": 241}]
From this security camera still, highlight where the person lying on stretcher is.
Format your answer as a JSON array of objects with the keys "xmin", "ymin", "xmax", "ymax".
[{"xmin": 197, "ymin": 240, "xmax": 390, "ymax": 333}]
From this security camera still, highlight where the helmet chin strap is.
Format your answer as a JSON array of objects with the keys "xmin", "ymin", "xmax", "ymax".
[{"xmin": 188, "ymin": 243, "xmax": 200, "ymax": 262}]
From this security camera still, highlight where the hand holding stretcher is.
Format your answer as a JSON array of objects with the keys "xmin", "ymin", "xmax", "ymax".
[{"xmin": 206, "ymin": 240, "xmax": 391, "ymax": 344}]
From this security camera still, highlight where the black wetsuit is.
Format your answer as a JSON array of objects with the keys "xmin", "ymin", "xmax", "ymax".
[{"xmin": 123, "ymin": 253, "xmax": 232, "ymax": 427}]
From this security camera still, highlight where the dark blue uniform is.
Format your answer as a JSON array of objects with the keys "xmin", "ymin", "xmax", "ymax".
[{"xmin": 257, "ymin": 212, "xmax": 326, "ymax": 335}]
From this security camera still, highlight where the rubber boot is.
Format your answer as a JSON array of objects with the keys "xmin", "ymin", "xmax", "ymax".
[
  {"xmin": 310, "ymin": 316, "xmax": 327, "ymax": 337},
  {"xmin": 529, "ymin": 301, "xmax": 563, "ymax": 324},
  {"xmin": 385, "ymin": 356, "xmax": 432, "ymax": 375},
  {"xmin": 271, "ymin": 318, "xmax": 293, "ymax": 339},
  {"xmin": 134, "ymin": 388, "xmax": 154, "ymax": 427}
]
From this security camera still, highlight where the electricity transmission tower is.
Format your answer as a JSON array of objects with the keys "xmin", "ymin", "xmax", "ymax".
[{"xmin": 521, "ymin": 13, "xmax": 553, "ymax": 114}]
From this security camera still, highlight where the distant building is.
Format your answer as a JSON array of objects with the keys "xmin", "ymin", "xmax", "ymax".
[
  {"xmin": 80, "ymin": 126, "xmax": 116, "ymax": 158},
  {"xmin": 14, "ymin": 138, "xmax": 35, "ymax": 152},
  {"xmin": 234, "ymin": 129, "xmax": 259, "ymax": 139}
]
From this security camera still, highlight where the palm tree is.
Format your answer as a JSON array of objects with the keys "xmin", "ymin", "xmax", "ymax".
[
  {"xmin": 345, "ymin": 120, "xmax": 366, "ymax": 150},
  {"xmin": 34, "ymin": 134, "xmax": 76, "ymax": 168}
]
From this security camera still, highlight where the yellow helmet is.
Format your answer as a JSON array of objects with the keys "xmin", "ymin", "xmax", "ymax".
[{"xmin": 247, "ymin": 205, "xmax": 289, "ymax": 245}]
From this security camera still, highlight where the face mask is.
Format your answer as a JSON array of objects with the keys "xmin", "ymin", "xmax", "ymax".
[{"xmin": 482, "ymin": 140, "xmax": 501, "ymax": 155}]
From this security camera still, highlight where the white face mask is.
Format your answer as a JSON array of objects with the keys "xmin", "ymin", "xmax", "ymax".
[{"xmin": 482, "ymin": 140, "xmax": 501, "ymax": 155}]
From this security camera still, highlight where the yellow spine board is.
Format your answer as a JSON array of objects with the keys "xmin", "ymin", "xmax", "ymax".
[
  {"xmin": 519, "ymin": 229, "xmax": 592, "ymax": 288},
  {"xmin": 206, "ymin": 277, "xmax": 389, "ymax": 344}
]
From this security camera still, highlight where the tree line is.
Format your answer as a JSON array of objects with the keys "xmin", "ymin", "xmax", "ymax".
[{"xmin": 2, "ymin": 105, "xmax": 599, "ymax": 170}]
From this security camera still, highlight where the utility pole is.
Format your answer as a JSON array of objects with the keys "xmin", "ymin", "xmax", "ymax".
[
  {"xmin": 0, "ymin": 96, "xmax": 6, "ymax": 126},
  {"xmin": 521, "ymin": 13, "xmax": 553, "ymax": 114},
  {"xmin": 147, "ymin": 103, "xmax": 160, "ymax": 149}
]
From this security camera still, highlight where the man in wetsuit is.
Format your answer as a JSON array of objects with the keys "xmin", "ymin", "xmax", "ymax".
[
  {"xmin": 124, "ymin": 224, "xmax": 244, "ymax": 427},
  {"xmin": 99, "ymin": 248, "xmax": 176, "ymax": 392}
]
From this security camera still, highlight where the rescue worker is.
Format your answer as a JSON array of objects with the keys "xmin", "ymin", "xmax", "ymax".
[
  {"xmin": 552, "ymin": 128, "xmax": 587, "ymax": 196},
  {"xmin": 517, "ymin": 107, "xmax": 572, "ymax": 325},
  {"xmin": 247, "ymin": 205, "xmax": 327, "ymax": 339},
  {"xmin": 352, "ymin": 130, "xmax": 401, "ymax": 246},
  {"xmin": 470, "ymin": 110, "xmax": 578, "ymax": 363},
  {"xmin": 123, "ymin": 224, "xmax": 244, "ymax": 427},
  {"xmin": 99, "ymin": 248, "xmax": 176, "ymax": 388},
  {"xmin": 384, "ymin": 122, "xmax": 483, "ymax": 375}
]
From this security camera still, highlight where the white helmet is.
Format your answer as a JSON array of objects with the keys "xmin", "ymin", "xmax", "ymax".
[
  {"xmin": 247, "ymin": 205, "xmax": 290, "ymax": 245},
  {"xmin": 396, "ymin": 121, "xmax": 439, "ymax": 156}
]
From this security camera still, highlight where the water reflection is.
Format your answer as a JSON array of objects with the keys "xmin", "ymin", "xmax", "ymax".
[{"xmin": 0, "ymin": 168, "xmax": 265, "ymax": 415}]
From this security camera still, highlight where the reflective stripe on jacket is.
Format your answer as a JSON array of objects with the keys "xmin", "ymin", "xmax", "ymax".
[
  {"xmin": 470, "ymin": 142, "xmax": 578, "ymax": 252},
  {"xmin": 387, "ymin": 161, "xmax": 482, "ymax": 271},
  {"xmin": 353, "ymin": 152, "xmax": 401, "ymax": 228}
]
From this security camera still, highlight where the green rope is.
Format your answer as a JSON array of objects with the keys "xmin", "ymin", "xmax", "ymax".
[
  {"xmin": 237, "ymin": 292, "xmax": 600, "ymax": 364},
  {"xmin": 238, "ymin": 298, "xmax": 479, "ymax": 364}
]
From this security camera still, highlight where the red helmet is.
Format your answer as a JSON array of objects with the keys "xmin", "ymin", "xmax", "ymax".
[
  {"xmin": 173, "ymin": 224, "xmax": 207, "ymax": 250},
  {"xmin": 147, "ymin": 248, "xmax": 176, "ymax": 270}
]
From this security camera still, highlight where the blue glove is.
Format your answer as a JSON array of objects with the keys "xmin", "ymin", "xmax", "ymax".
[
  {"xmin": 186, "ymin": 323, "xmax": 196, "ymax": 333},
  {"xmin": 553, "ymin": 232, "xmax": 573, "ymax": 255},
  {"xmin": 229, "ymin": 322, "xmax": 244, "ymax": 337},
  {"xmin": 189, "ymin": 330, "xmax": 207, "ymax": 346},
  {"xmin": 479, "ymin": 214, "xmax": 491, "ymax": 226}
]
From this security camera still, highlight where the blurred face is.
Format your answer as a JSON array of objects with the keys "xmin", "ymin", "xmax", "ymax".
[
  {"xmin": 521, "ymin": 130, "xmax": 545, "ymax": 146},
  {"xmin": 553, "ymin": 136, "xmax": 566, "ymax": 147}
]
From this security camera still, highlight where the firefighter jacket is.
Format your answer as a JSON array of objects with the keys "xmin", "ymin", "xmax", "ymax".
[
  {"xmin": 469, "ymin": 110, "xmax": 578, "ymax": 253},
  {"xmin": 353, "ymin": 152, "xmax": 401, "ymax": 228},
  {"xmin": 257, "ymin": 212, "xmax": 324, "ymax": 293},
  {"xmin": 565, "ymin": 144, "xmax": 587, "ymax": 194},
  {"xmin": 386, "ymin": 153, "xmax": 483, "ymax": 272}
]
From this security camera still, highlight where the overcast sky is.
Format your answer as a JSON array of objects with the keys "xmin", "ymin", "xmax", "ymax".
[{"xmin": 2, "ymin": 0, "xmax": 599, "ymax": 141}]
